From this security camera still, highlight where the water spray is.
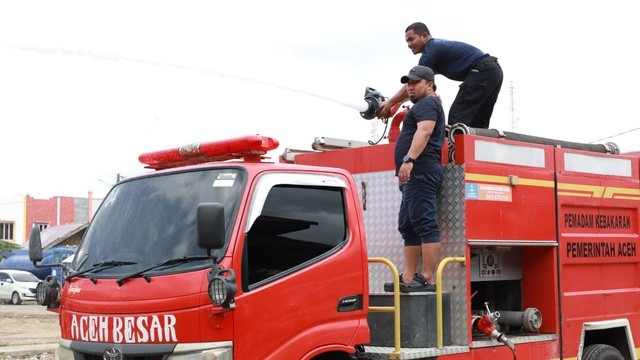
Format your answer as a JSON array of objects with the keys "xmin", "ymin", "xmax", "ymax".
[{"xmin": 0, "ymin": 43, "xmax": 380, "ymax": 115}]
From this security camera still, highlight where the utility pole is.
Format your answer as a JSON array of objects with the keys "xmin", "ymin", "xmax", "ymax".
[
  {"xmin": 371, "ymin": 118, "xmax": 379, "ymax": 143},
  {"xmin": 509, "ymin": 81, "xmax": 519, "ymax": 131}
]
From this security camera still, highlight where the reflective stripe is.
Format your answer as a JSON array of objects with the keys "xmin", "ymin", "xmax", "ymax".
[
  {"xmin": 565, "ymin": 153, "xmax": 632, "ymax": 177},
  {"xmin": 475, "ymin": 140, "xmax": 546, "ymax": 168}
]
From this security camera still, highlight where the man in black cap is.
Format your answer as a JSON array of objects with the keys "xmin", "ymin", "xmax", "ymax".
[
  {"xmin": 378, "ymin": 22, "xmax": 503, "ymax": 129},
  {"xmin": 384, "ymin": 65, "xmax": 445, "ymax": 293}
]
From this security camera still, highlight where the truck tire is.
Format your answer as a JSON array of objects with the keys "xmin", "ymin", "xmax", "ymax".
[
  {"xmin": 582, "ymin": 344, "xmax": 624, "ymax": 360},
  {"xmin": 11, "ymin": 291, "xmax": 22, "ymax": 305}
]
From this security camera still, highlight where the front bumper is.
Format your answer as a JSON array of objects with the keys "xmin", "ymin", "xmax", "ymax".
[{"xmin": 56, "ymin": 339, "xmax": 233, "ymax": 360}]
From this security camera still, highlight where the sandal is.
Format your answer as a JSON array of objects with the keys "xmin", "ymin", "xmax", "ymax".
[
  {"xmin": 384, "ymin": 273, "xmax": 437, "ymax": 293},
  {"xmin": 401, "ymin": 273, "xmax": 436, "ymax": 293},
  {"xmin": 383, "ymin": 273, "xmax": 405, "ymax": 292}
]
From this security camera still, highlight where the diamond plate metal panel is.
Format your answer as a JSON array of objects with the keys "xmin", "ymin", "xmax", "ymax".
[
  {"xmin": 438, "ymin": 164, "xmax": 467, "ymax": 245},
  {"xmin": 472, "ymin": 333, "xmax": 557, "ymax": 348},
  {"xmin": 438, "ymin": 164, "xmax": 468, "ymax": 346},
  {"xmin": 363, "ymin": 345, "xmax": 470, "ymax": 359},
  {"xmin": 353, "ymin": 171, "xmax": 404, "ymax": 293},
  {"xmin": 439, "ymin": 242, "xmax": 467, "ymax": 346},
  {"xmin": 355, "ymin": 164, "xmax": 470, "ymax": 347}
]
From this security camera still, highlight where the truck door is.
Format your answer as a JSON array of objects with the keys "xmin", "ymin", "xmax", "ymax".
[{"xmin": 233, "ymin": 172, "xmax": 368, "ymax": 360}]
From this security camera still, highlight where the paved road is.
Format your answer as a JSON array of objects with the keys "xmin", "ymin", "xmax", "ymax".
[
  {"xmin": 0, "ymin": 302, "xmax": 57, "ymax": 316},
  {"xmin": 0, "ymin": 302, "xmax": 59, "ymax": 359}
]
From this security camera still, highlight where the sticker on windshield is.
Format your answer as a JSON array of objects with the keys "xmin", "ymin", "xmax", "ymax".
[{"xmin": 213, "ymin": 173, "xmax": 237, "ymax": 187}]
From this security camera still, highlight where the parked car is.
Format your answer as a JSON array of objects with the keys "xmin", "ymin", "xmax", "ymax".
[{"xmin": 0, "ymin": 269, "xmax": 41, "ymax": 305}]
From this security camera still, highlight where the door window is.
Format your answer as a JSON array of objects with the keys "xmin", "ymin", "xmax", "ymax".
[{"xmin": 245, "ymin": 184, "xmax": 347, "ymax": 287}]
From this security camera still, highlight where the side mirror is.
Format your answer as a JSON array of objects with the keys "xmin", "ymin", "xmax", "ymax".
[
  {"xmin": 29, "ymin": 227, "xmax": 43, "ymax": 263},
  {"xmin": 197, "ymin": 203, "xmax": 226, "ymax": 255},
  {"xmin": 28, "ymin": 227, "xmax": 63, "ymax": 270}
]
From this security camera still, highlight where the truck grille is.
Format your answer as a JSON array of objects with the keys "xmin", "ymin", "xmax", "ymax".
[{"xmin": 83, "ymin": 355, "xmax": 162, "ymax": 360}]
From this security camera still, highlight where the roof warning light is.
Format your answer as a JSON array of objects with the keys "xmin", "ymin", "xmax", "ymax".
[{"xmin": 138, "ymin": 135, "xmax": 279, "ymax": 170}]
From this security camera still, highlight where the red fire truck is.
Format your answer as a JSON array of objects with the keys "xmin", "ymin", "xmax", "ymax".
[{"xmin": 30, "ymin": 113, "xmax": 639, "ymax": 359}]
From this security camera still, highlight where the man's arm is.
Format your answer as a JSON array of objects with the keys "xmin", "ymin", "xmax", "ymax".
[
  {"xmin": 408, "ymin": 119, "xmax": 435, "ymax": 159},
  {"xmin": 398, "ymin": 119, "xmax": 435, "ymax": 184}
]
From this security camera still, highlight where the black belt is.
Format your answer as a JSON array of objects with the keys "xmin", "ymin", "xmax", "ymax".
[
  {"xmin": 471, "ymin": 54, "xmax": 490, "ymax": 68},
  {"xmin": 468, "ymin": 54, "xmax": 498, "ymax": 73}
]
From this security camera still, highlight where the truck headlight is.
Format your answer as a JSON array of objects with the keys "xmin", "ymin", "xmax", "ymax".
[{"xmin": 207, "ymin": 268, "xmax": 237, "ymax": 308}]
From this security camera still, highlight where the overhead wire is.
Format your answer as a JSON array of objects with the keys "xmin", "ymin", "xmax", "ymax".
[{"xmin": 590, "ymin": 126, "xmax": 640, "ymax": 144}]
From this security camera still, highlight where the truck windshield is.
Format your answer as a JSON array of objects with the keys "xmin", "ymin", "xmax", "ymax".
[{"xmin": 74, "ymin": 168, "xmax": 245, "ymax": 277}]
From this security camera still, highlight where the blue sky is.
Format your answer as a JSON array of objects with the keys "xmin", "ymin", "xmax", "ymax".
[{"xmin": 1, "ymin": 0, "xmax": 638, "ymax": 198}]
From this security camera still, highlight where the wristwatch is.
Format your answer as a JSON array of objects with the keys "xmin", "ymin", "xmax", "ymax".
[{"xmin": 402, "ymin": 155, "xmax": 415, "ymax": 164}]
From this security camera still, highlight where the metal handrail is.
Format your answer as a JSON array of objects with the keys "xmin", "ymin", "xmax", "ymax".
[
  {"xmin": 368, "ymin": 257, "xmax": 401, "ymax": 359},
  {"xmin": 436, "ymin": 256, "xmax": 466, "ymax": 348}
]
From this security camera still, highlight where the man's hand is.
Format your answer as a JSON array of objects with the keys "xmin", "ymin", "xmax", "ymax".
[
  {"xmin": 377, "ymin": 100, "xmax": 394, "ymax": 119},
  {"xmin": 398, "ymin": 162, "xmax": 413, "ymax": 184}
]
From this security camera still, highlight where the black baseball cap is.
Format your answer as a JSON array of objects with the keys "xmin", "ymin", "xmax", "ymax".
[{"xmin": 400, "ymin": 65, "xmax": 435, "ymax": 84}]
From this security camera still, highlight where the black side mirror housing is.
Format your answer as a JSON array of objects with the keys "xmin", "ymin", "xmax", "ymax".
[
  {"xmin": 197, "ymin": 203, "xmax": 226, "ymax": 253},
  {"xmin": 29, "ymin": 227, "xmax": 43, "ymax": 263}
]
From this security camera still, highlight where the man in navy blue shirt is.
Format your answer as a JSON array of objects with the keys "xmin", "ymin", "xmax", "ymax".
[
  {"xmin": 384, "ymin": 65, "xmax": 445, "ymax": 293},
  {"xmin": 379, "ymin": 22, "xmax": 503, "ymax": 129}
]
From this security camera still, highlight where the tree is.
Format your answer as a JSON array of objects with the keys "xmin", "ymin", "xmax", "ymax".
[{"xmin": 0, "ymin": 240, "xmax": 21, "ymax": 259}]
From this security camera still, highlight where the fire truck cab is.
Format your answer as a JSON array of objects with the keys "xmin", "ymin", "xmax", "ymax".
[{"xmin": 29, "ymin": 129, "xmax": 640, "ymax": 360}]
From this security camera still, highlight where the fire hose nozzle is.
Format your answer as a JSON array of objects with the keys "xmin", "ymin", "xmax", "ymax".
[
  {"xmin": 476, "ymin": 303, "xmax": 516, "ymax": 351},
  {"xmin": 360, "ymin": 87, "xmax": 386, "ymax": 120},
  {"xmin": 492, "ymin": 330, "xmax": 515, "ymax": 350}
]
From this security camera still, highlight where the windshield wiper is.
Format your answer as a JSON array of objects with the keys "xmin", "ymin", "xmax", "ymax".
[
  {"xmin": 116, "ymin": 255, "xmax": 212, "ymax": 286},
  {"xmin": 65, "ymin": 259, "xmax": 137, "ymax": 282}
]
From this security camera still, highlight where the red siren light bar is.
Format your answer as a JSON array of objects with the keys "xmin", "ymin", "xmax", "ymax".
[{"xmin": 138, "ymin": 135, "xmax": 280, "ymax": 170}]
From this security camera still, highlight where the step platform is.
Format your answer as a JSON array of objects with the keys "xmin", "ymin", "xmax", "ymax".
[{"xmin": 368, "ymin": 291, "xmax": 451, "ymax": 348}]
